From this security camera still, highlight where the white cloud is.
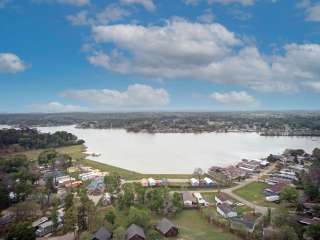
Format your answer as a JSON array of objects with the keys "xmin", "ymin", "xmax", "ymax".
[
  {"xmin": 96, "ymin": 5, "xmax": 131, "ymax": 24},
  {"xmin": 61, "ymin": 84, "xmax": 170, "ymax": 108},
  {"xmin": 197, "ymin": 9, "xmax": 215, "ymax": 23},
  {"xmin": 88, "ymin": 19, "xmax": 320, "ymax": 93},
  {"xmin": 208, "ymin": 0, "xmax": 255, "ymax": 5},
  {"xmin": 67, "ymin": 5, "xmax": 130, "ymax": 26},
  {"xmin": 303, "ymin": 81, "xmax": 320, "ymax": 92},
  {"xmin": 183, "ymin": 0, "xmax": 255, "ymax": 6},
  {"xmin": 120, "ymin": 0, "xmax": 156, "ymax": 12},
  {"xmin": 306, "ymin": 3, "xmax": 320, "ymax": 22},
  {"xmin": 29, "ymin": 102, "xmax": 87, "ymax": 113},
  {"xmin": 34, "ymin": 0, "xmax": 90, "ymax": 7},
  {"xmin": 209, "ymin": 91, "xmax": 259, "ymax": 106},
  {"xmin": 67, "ymin": 10, "xmax": 90, "ymax": 26},
  {"xmin": 0, "ymin": 53, "xmax": 27, "ymax": 74}
]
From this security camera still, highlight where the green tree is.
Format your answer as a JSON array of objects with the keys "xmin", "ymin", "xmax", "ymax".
[
  {"xmin": 119, "ymin": 184, "xmax": 135, "ymax": 209},
  {"xmin": 172, "ymin": 192, "xmax": 183, "ymax": 213},
  {"xmin": 105, "ymin": 207, "xmax": 116, "ymax": 225},
  {"xmin": 104, "ymin": 173, "xmax": 121, "ymax": 193},
  {"xmin": 127, "ymin": 207, "xmax": 151, "ymax": 229},
  {"xmin": 312, "ymin": 148, "xmax": 320, "ymax": 161},
  {"xmin": 307, "ymin": 224, "xmax": 320, "ymax": 240},
  {"xmin": 6, "ymin": 221, "xmax": 36, "ymax": 240},
  {"xmin": 113, "ymin": 226, "xmax": 126, "ymax": 240},
  {"xmin": 51, "ymin": 205, "xmax": 59, "ymax": 231},
  {"xmin": 38, "ymin": 149, "xmax": 58, "ymax": 166},
  {"xmin": 77, "ymin": 205, "xmax": 88, "ymax": 232},
  {"xmin": 0, "ymin": 184, "xmax": 10, "ymax": 209},
  {"xmin": 147, "ymin": 229, "xmax": 162, "ymax": 240},
  {"xmin": 273, "ymin": 225, "xmax": 299, "ymax": 240},
  {"xmin": 193, "ymin": 168, "xmax": 204, "ymax": 182},
  {"xmin": 64, "ymin": 193, "xmax": 74, "ymax": 211},
  {"xmin": 280, "ymin": 186, "xmax": 298, "ymax": 203},
  {"xmin": 63, "ymin": 206, "xmax": 77, "ymax": 234},
  {"xmin": 146, "ymin": 188, "xmax": 165, "ymax": 212}
]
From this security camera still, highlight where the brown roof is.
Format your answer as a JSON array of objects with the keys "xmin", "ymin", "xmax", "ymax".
[
  {"xmin": 265, "ymin": 182, "xmax": 288, "ymax": 193},
  {"xmin": 216, "ymin": 192, "xmax": 232, "ymax": 202}
]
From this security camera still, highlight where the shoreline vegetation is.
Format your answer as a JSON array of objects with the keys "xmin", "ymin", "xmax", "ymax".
[{"xmin": 1, "ymin": 111, "xmax": 320, "ymax": 136}]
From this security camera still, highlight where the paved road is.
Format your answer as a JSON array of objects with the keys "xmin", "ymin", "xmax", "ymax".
[{"xmin": 221, "ymin": 163, "xmax": 277, "ymax": 215}]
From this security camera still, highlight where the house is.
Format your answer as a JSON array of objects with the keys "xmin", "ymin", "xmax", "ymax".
[
  {"xmin": 141, "ymin": 178, "xmax": 148, "ymax": 187},
  {"xmin": 155, "ymin": 218, "xmax": 179, "ymax": 237},
  {"xmin": 87, "ymin": 177, "xmax": 105, "ymax": 195},
  {"xmin": 32, "ymin": 217, "xmax": 48, "ymax": 228},
  {"xmin": 92, "ymin": 226, "xmax": 112, "ymax": 240},
  {"xmin": 125, "ymin": 224, "xmax": 146, "ymax": 240},
  {"xmin": 264, "ymin": 181, "xmax": 288, "ymax": 196},
  {"xmin": 193, "ymin": 192, "xmax": 207, "ymax": 206},
  {"xmin": 182, "ymin": 192, "xmax": 197, "ymax": 208},
  {"xmin": 35, "ymin": 221, "xmax": 55, "ymax": 237},
  {"xmin": 190, "ymin": 178, "xmax": 199, "ymax": 187},
  {"xmin": 101, "ymin": 193, "xmax": 112, "ymax": 206},
  {"xmin": 148, "ymin": 178, "xmax": 156, "ymax": 187},
  {"xmin": 217, "ymin": 203, "xmax": 237, "ymax": 218},
  {"xmin": 203, "ymin": 177, "xmax": 215, "ymax": 186},
  {"xmin": 231, "ymin": 217, "xmax": 256, "ymax": 233},
  {"xmin": 297, "ymin": 217, "xmax": 320, "ymax": 225},
  {"xmin": 215, "ymin": 192, "xmax": 233, "ymax": 205}
]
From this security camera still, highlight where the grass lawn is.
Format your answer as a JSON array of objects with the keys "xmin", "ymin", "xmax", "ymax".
[
  {"xmin": 233, "ymin": 181, "xmax": 279, "ymax": 208},
  {"xmin": 169, "ymin": 210, "xmax": 240, "ymax": 240}
]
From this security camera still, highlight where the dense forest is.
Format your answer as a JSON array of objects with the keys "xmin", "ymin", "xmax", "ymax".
[{"xmin": 0, "ymin": 128, "xmax": 84, "ymax": 154}]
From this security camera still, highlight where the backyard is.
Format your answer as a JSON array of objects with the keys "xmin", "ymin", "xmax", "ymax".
[{"xmin": 233, "ymin": 181, "xmax": 279, "ymax": 208}]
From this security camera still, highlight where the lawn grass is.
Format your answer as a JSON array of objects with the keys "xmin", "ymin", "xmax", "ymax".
[
  {"xmin": 169, "ymin": 210, "xmax": 240, "ymax": 240},
  {"xmin": 233, "ymin": 181, "xmax": 279, "ymax": 208}
]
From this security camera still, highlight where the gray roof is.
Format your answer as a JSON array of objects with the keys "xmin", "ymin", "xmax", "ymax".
[
  {"xmin": 126, "ymin": 224, "xmax": 145, "ymax": 240},
  {"xmin": 156, "ymin": 218, "xmax": 177, "ymax": 234},
  {"xmin": 231, "ymin": 217, "xmax": 255, "ymax": 231},
  {"xmin": 182, "ymin": 192, "xmax": 196, "ymax": 202},
  {"xmin": 93, "ymin": 226, "xmax": 111, "ymax": 240},
  {"xmin": 217, "ymin": 203, "xmax": 235, "ymax": 214}
]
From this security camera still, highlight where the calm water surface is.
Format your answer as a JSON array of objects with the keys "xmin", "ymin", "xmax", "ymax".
[{"xmin": 32, "ymin": 125, "xmax": 320, "ymax": 174}]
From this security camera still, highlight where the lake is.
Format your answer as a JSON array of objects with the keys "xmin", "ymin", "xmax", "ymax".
[{"xmin": 31, "ymin": 125, "xmax": 320, "ymax": 174}]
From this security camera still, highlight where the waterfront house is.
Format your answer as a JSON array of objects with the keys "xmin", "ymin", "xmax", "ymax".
[
  {"xmin": 264, "ymin": 181, "xmax": 288, "ymax": 196},
  {"xmin": 203, "ymin": 177, "xmax": 215, "ymax": 186},
  {"xmin": 92, "ymin": 226, "xmax": 112, "ymax": 240},
  {"xmin": 148, "ymin": 178, "xmax": 156, "ymax": 187},
  {"xmin": 87, "ymin": 177, "xmax": 105, "ymax": 195},
  {"xmin": 193, "ymin": 192, "xmax": 207, "ymax": 206},
  {"xmin": 215, "ymin": 192, "xmax": 234, "ymax": 205},
  {"xmin": 125, "ymin": 224, "xmax": 146, "ymax": 240},
  {"xmin": 182, "ymin": 192, "xmax": 197, "ymax": 208},
  {"xmin": 217, "ymin": 203, "xmax": 237, "ymax": 218},
  {"xmin": 141, "ymin": 178, "xmax": 148, "ymax": 187},
  {"xmin": 190, "ymin": 178, "xmax": 199, "ymax": 187},
  {"xmin": 155, "ymin": 218, "xmax": 179, "ymax": 237}
]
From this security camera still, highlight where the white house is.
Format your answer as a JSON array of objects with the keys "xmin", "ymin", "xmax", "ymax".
[
  {"xmin": 217, "ymin": 203, "xmax": 237, "ymax": 218},
  {"xmin": 190, "ymin": 178, "xmax": 199, "ymax": 187},
  {"xmin": 204, "ymin": 177, "xmax": 214, "ymax": 186},
  {"xmin": 182, "ymin": 192, "xmax": 197, "ymax": 208},
  {"xmin": 215, "ymin": 192, "xmax": 233, "ymax": 205},
  {"xmin": 193, "ymin": 192, "xmax": 207, "ymax": 206},
  {"xmin": 148, "ymin": 178, "xmax": 156, "ymax": 187}
]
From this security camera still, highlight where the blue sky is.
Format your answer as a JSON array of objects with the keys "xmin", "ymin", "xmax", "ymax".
[{"xmin": 0, "ymin": 0, "xmax": 320, "ymax": 112}]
